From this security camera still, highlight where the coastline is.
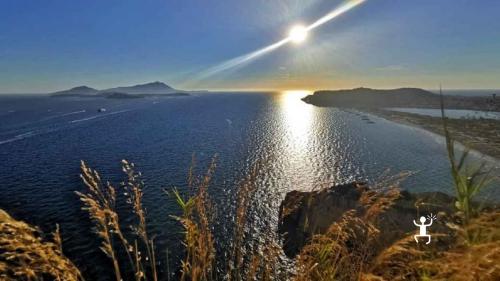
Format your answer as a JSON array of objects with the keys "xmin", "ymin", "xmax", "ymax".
[
  {"xmin": 366, "ymin": 109, "xmax": 500, "ymax": 161},
  {"xmin": 301, "ymin": 88, "xmax": 500, "ymax": 160}
]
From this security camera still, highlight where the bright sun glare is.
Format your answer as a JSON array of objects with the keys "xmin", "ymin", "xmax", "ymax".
[
  {"xmin": 194, "ymin": 0, "xmax": 366, "ymax": 80},
  {"xmin": 288, "ymin": 25, "xmax": 308, "ymax": 44}
]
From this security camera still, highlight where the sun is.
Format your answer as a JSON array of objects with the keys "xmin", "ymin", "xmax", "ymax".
[{"xmin": 288, "ymin": 25, "xmax": 308, "ymax": 44}]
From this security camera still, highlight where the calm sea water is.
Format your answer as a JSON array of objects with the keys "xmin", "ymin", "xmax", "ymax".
[
  {"xmin": 386, "ymin": 107, "xmax": 500, "ymax": 120},
  {"xmin": 1, "ymin": 92, "xmax": 498, "ymax": 280},
  {"xmin": 441, "ymin": 89, "xmax": 499, "ymax": 97}
]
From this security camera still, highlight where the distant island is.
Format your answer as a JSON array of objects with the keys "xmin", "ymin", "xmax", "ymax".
[
  {"xmin": 50, "ymin": 81, "xmax": 193, "ymax": 99},
  {"xmin": 302, "ymin": 87, "xmax": 500, "ymax": 159}
]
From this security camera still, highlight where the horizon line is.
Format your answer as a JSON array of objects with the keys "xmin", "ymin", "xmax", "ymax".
[{"xmin": 2, "ymin": 87, "xmax": 500, "ymax": 95}]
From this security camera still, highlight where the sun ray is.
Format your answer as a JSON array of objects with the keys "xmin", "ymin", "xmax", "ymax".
[
  {"xmin": 306, "ymin": 0, "xmax": 365, "ymax": 31},
  {"xmin": 186, "ymin": 0, "xmax": 366, "ymax": 84}
]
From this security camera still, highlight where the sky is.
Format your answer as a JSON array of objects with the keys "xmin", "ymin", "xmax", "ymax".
[{"xmin": 1, "ymin": 0, "xmax": 500, "ymax": 93}]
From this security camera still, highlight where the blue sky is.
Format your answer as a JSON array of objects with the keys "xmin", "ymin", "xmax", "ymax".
[{"xmin": 1, "ymin": 0, "xmax": 499, "ymax": 92}]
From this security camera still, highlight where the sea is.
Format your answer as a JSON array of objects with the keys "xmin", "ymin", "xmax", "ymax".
[{"xmin": 0, "ymin": 91, "xmax": 498, "ymax": 280}]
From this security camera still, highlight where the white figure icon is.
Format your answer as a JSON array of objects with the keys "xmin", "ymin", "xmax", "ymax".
[{"xmin": 413, "ymin": 216, "xmax": 433, "ymax": 244}]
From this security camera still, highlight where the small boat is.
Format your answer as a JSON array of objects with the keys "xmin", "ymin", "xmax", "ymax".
[{"xmin": 98, "ymin": 108, "xmax": 107, "ymax": 112}]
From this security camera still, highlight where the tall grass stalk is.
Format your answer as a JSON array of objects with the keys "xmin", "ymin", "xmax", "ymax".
[
  {"xmin": 77, "ymin": 160, "xmax": 158, "ymax": 281},
  {"xmin": 227, "ymin": 165, "xmax": 258, "ymax": 281},
  {"xmin": 170, "ymin": 156, "xmax": 217, "ymax": 281},
  {"xmin": 440, "ymin": 88, "xmax": 495, "ymax": 225},
  {"xmin": 122, "ymin": 160, "xmax": 158, "ymax": 281},
  {"xmin": 77, "ymin": 161, "xmax": 125, "ymax": 281}
]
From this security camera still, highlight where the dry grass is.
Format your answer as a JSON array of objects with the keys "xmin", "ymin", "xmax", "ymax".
[
  {"xmin": 171, "ymin": 156, "xmax": 217, "ymax": 281},
  {"xmin": 369, "ymin": 211, "xmax": 500, "ymax": 281},
  {"xmin": 424, "ymin": 210, "xmax": 500, "ymax": 280},
  {"xmin": 77, "ymin": 160, "xmax": 160, "ymax": 281},
  {"xmin": 76, "ymin": 161, "xmax": 126, "ymax": 281},
  {"xmin": 293, "ymin": 185, "xmax": 398, "ymax": 281},
  {"xmin": 1, "ymin": 152, "xmax": 499, "ymax": 281},
  {"xmin": 0, "ymin": 209, "xmax": 83, "ymax": 281},
  {"xmin": 173, "ymin": 156, "xmax": 283, "ymax": 281},
  {"xmin": 290, "ymin": 172, "xmax": 406, "ymax": 281},
  {"xmin": 294, "ymin": 210, "xmax": 365, "ymax": 281},
  {"xmin": 122, "ymin": 160, "xmax": 158, "ymax": 281},
  {"xmin": 369, "ymin": 235, "xmax": 427, "ymax": 280},
  {"xmin": 459, "ymin": 210, "xmax": 500, "ymax": 244},
  {"xmin": 359, "ymin": 171, "xmax": 406, "ymax": 222},
  {"xmin": 421, "ymin": 242, "xmax": 500, "ymax": 281},
  {"xmin": 226, "ymin": 164, "xmax": 258, "ymax": 281}
]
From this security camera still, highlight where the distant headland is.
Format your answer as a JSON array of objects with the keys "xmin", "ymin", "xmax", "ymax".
[
  {"xmin": 302, "ymin": 87, "xmax": 500, "ymax": 159},
  {"xmin": 302, "ymin": 87, "xmax": 499, "ymax": 111},
  {"xmin": 50, "ymin": 81, "xmax": 198, "ymax": 98}
]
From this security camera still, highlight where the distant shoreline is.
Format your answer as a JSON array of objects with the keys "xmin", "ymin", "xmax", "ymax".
[
  {"xmin": 302, "ymin": 87, "xmax": 500, "ymax": 160},
  {"xmin": 302, "ymin": 87, "xmax": 500, "ymax": 111},
  {"xmin": 50, "ymin": 92, "xmax": 190, "ymax": 99},
  {"xmin": 367, "ymin": 109, "xmax": 500, "ymax": 160},
  {"xmin": 46, "ymin": 81, "xmax": 207, "ymax": 98}
]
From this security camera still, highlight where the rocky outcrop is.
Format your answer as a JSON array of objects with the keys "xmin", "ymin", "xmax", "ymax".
[{"xmin": 278, "ymin": 182, "xmax": 456, "ymax": 257}]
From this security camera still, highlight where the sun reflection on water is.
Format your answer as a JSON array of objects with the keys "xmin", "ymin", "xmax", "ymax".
[
  {"xmin": 277, "ymin": 90, "xmax": 318, "ymax": 190},
  {"xmin": 280, "ymin": 90, "xmax": 314, "ymax": 150}
]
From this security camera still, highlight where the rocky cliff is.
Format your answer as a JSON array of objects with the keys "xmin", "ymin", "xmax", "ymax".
[{"xmin": 278, "ymin": 182, "xmax": 457, "ymax": 257}]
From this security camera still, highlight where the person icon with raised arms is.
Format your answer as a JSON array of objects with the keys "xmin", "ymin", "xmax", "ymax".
[{"xmin": 413, "ymin": 215, "xmax": 433, "ymax": 244}]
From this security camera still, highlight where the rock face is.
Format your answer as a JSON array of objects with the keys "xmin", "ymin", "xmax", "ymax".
[{"xmin": 278, "ymin": 182, "xmax": 456, "ymax": 257}]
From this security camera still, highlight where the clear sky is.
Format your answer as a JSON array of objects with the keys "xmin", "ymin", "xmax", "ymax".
[{"xmin": 1, "ymin": 0, "xmax": 499, "ymax": 93}]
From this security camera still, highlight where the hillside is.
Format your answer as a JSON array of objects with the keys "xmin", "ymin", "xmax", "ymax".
[
  {"xmin": 50, "ymin": 81, "xmax": 190, "ymax": 98},
  {"xmin": 100, "ymin": 81, "xmax": 177, "ymax": 95},
  {"xmin": 302, "ymin": 87, "xmax": 499, "ymax": 111},
  {"xmin": 50, "ymin": 86, "xmax": 99, "ymax": 97}
]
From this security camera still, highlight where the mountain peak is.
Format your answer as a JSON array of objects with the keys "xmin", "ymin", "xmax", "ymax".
[
  {"xmin": 72, "ymin": 85, "xmax": 97, "ymax": 90},
  {"xmin": 101, "ymin": 81, "xmax": 175, "ymax": 94},
  {"xmin": 50, "ymin": 81, "xmax": 183, "ymax": 96},
  {"xmin": 50, "ymin": 85, "xmax": 98, "ymax": 96},
  {"xmin": 130, "ymin": 81, "xmax": 173, "ymax": 89}
]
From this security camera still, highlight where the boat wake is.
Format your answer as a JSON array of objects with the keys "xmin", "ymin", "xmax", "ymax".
[
  {"xmin": 0, "ymin": 110, "xmax": 131, "ymax": 145},
  {"xmin": 69, "ymin": 110, "xmax": 130, "ymax": 123},
  {"xmin": 42, "ymin": 110, "xmax": 87, "ymax": 121}
]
